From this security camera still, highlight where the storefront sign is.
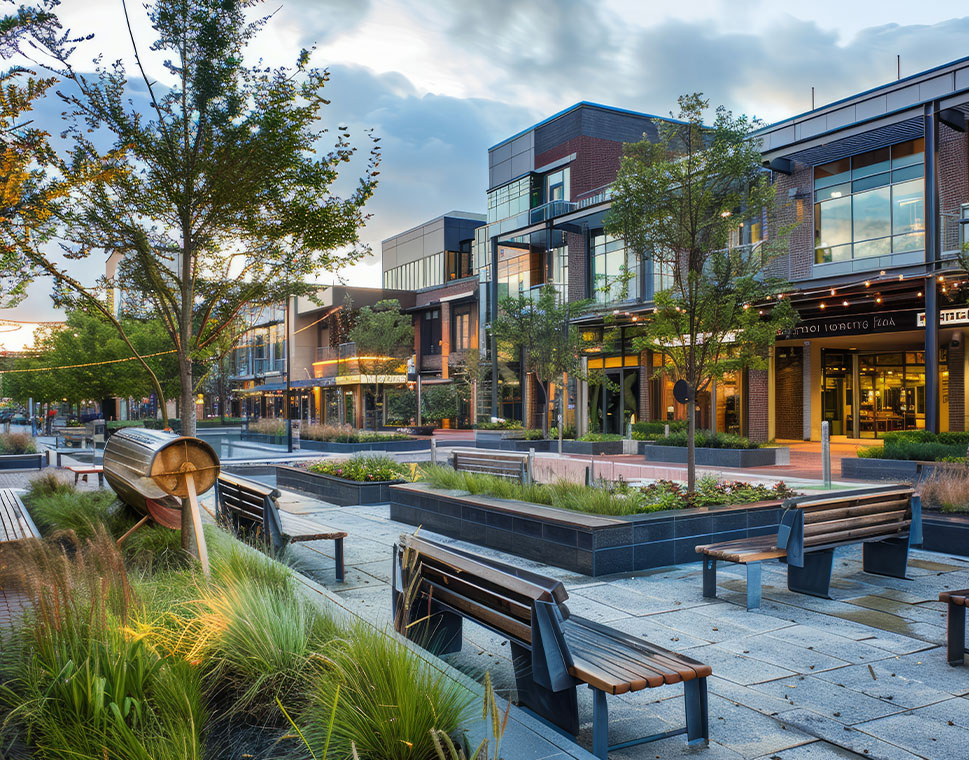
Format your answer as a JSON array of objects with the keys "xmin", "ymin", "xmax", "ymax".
[
  {"xmin": 783, "ymin": 309, "xmax": 918, "ymax": 339},
  {"xmin": 917, "ymin": 307, "xmax": 969, "ymax": 328}
]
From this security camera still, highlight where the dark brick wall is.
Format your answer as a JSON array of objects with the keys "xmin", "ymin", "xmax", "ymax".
[
  {"xmin": 774, "ymin": 347, "xmax": 804, "ymax": 440},
  {"xmin": 939, "ymin": 123, "xmax": 969, "ymax": 253},
  {"xmin": 746, "ymin": 369, "xmax": 769, "ymax": 442},
  {"xmin": 770, "ymin": 163, "xmax": 814, "ymax": 282},
  {"xmin": 534, "ymin": 134, "xmax": 625, "ymax": 200},
  {"xmin": 415, "ymin": 278, "xmax": 477, "ymax": 307},
  {"xmin": 639, "ymin": 351, "xmax": 651, "ymax": 421},
  {"xmin": 567, "ymin": 231, "xmax": 588, "ymax": 302}
]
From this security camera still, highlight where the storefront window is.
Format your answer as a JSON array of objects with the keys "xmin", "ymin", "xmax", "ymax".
[{"xmin": 814, "ymin": 139, "xmax": 924, "ymax": 265}]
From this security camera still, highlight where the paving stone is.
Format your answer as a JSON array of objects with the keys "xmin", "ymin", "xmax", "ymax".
[
  {"xmin": 689, "ymin": 644, "xmax": 800, "ymax": 685},
  {"xmin": 715, "ymin": 633, "xmax": 853, "ymax": 674},
  {"xmin": 708, "ymin": 676, "xmax": 806, "ymax": 718},
  {"xmin": 902, "ymin": 695, "xmax": 969, "ymax": 729},
  {"xmin": 777, "ymin": 709, "xmax": 926, "ymax": 760},
  {"xmin": 748, "ymin": 675, "xmax": 908, "ymax": 725},
  {"xmin": 642, "ymin": 608, "xmax": 756, "ymax": 644},
  {"xmin": 813, "ymin": 659, "xmax": 959, "ymax": 709},
  {"xmin": 854, "ymin": 710, "xmax": 969, "ymax": 760}
]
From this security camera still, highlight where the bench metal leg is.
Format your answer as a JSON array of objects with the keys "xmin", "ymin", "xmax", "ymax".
[
  {"xmin": 510, "ymin": 642, "xmax": 579, "ymax": 737},
  {"xmin": 948, "ymin": 602, "xmax": 966, "ymax": 666},
  {"xmin": 863, "ymin": 536, "xmax": 910, "ymax": 579},
  {"xmin": 591, "ymin": 686, "xmax": 608, "ymax": 759},
  {"xmin": 787, "ymin": 548, "xmax": 834, "ymax": 599},
  {"xmin": 702, "ymin": 556, "xmax": 717, "ymax": 598},
  {"xmin": 684, "ymin": 677, "xmax": 709, "ymax": 745},
  {"xmin": 334, "ymin": 536, "xmax": 345, "ymax": 582},
  {"xmin": 746, "ymin": 562, "xmax": 762, "ymax": 610}
]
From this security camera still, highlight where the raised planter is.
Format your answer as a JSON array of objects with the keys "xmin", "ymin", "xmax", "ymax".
[
  {"xmin": 0, "ymin": 452, "xmax": 45, "ymax": 470},
  {"xmin": 389, "ymin": 482, "xmax": 783, "ymax": 576},
  {"xmin": 840, "ymin": 457, "xmax": 940, "ymax": 481},
  {"xmin": 472, "ymin": 438, "xmax": 552, "ymax": 452},
  {"xmin": 242, "ymin": 432, "xmax": 430, "ymax": 452},
  {"xmin": 276, "ymin": 465, "xmax": 404, "ymax": 506},
  {"xmin": 921, "ymin": 511, "xmax": 969, "ymax": 557},
  {"xmin": 394, "ymin": 425, "xmax": 436, "ymax": 436},
  {"xmin": 642, "ymin": 444, "xmax": 790, "ymax": 467}
]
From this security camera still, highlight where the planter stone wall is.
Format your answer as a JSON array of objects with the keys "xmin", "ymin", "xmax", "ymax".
[
  {"xmin": 276, "ymin": 465, "xmax": 403, "ymax": 506},
  {"xmin": 0, "ymin": 453, "xmax": 44, "ymax": 470},
  {"xmin": 921, "ymin": 512, "xmax": 969, "ymax": 557},
  {"xmin": 389, "ymin": 482, "xmax": 783, "ymax": 576},
  {"xmin": 243, "ymin": 433, "xmax": 430, "ymax": 453},
  {"xmin": 642, "ymin": 444, "xmax": 790, "ymax": 467},
  {"xmin": 839, "ymin": 457, "xmax": 946, "ymax": 481}
]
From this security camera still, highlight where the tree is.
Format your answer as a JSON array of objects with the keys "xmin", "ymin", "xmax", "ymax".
[
  {"xmin": 346, "ymin": 299, "xmax": 412, "ymax": 429},
  {"xmin": 7, "ymin": 0, "xmax": 379, "ymax": 440},
  {"xmin": 492, "ymin": 285, "xmax": 592, "ymax": 437},
  {"xmin": 421, "ymin": 384, "xmax": 461, "ymax": 426},
  {"xmin": 606, "ymin": 93, "xmax": 797, "ymax": 493}
]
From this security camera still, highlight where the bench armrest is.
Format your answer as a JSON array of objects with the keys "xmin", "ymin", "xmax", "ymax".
[
  {"xmin": 531, "ymin": 600, "xmax": 575, "ymax": 693},
  {"xmin": 910, "ymin": 494, "xmax": 923, "ymax": 546},
  {"xmin": 777, "ymin": 508, "xmax": 804, "ymax": 568}
]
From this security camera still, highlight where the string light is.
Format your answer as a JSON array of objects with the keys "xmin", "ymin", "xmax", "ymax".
[
  {"xmin": 864, "ymin": 280, "xmax": 870, "ymax": 287},
  {"xmin": 819, "ymin": 302, "xmax": 826, "ymax": 309},
  {"xmin": 842, "ymin": 300, "xmax": 849, "ymax": 307},
  {"xmin": 0, "ymin": 349, "xmax": 177, "ymax": 373},
  {"xmin": 876, "ymin": 297, "xmax": 882, "ymax": 304}
]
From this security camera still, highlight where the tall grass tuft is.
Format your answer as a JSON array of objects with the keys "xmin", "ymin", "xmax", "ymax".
[
  {"xmin": 0, "ymin": 530, "xmax": 206, "ymax": 759},
  {"xmin": 917, "ymin": 465, "xmax": 969, "ymax": 513},
  {"xmin": 300, "ymin": 623, "xmax": 474, "ymax": 759},
  {"xmin": 25, "ymin": 488, "xmax": 128, "ymax": 540}
]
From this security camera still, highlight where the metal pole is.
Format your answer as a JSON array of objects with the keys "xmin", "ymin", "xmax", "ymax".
[
  {"xmin": 430, "ymin": 437, "xmax": 437, "ymax": 465},
  {"xmin": 416, "ymin": 373, "xmax": 422, "ymax": 427},
  {"xmin": 924, "ymin": 102, "xmax": 940, "ymax": 434},
  {"xmin": 821, "ymin": 420, "xmax": 831, "ymax": 488},
  {"xmin": 285, "ymin": 294, "xmax": 293, "ymax": 452},
  {"xmin": 490, "ymin": 236, "xmax": 499, "ymax": 419}
]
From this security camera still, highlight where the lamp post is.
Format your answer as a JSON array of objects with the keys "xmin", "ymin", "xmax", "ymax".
[{"xmin": 285, "ymin": 294, "xmax": 293, "ymax": 453}]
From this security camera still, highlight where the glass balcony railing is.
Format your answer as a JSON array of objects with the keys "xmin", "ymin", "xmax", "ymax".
[{"xmin": 529, "ymin": 199, "xmax": 577, "ymax": 224}]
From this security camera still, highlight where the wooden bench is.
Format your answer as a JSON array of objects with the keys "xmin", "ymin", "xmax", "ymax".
[
  {"xmin": 450, "ymin": 448, "xmax": 530, "ymax": 483},
  {"xmin": 215, "ymin": 472, "xmax": 347, "ymax": 581},
  {"xmin": 0, "ymin": 489, "xmax": 41, "ymax": 543},
  {"xmin": 64, "ymin": 465, "xmax": 104, "ymax": 487},
  {"xmin": 393, "ymin": 534, "xmax": 710, "ymax": 758},
  {"xmin": 696, "ymin": 485, "xmax": 921, "ymax": 610},
  {"xmin": 940, "ymin": 589, "xmax": 969, "ymax": 665}
]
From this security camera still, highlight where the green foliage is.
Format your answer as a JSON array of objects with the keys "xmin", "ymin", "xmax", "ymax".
[
  {"xmin": 348, "ymin": 299, "xmax": 413, "ymax": 430},
  {"xmin": 577, "ymin": 432, "xmax": 623, "ymax": 442},
  {"xmin": 421, "ymin": 384, "xmax": 463, "ymax": 425},
  {"xmin": 651, "ymin": 430, "xmax": 759, "ymax": 450},
  {"xmin": 25, "ymin": 489, "xmax": 128, "ymax": 540},
  {"xmin": 418, "ymin": 465, "xmax": 795, "ymax": 516},
  {"xmin": 475, "ymin": 420, "xmax": 522, "ymax": 430},
  {"xmin": 25, "ymin": 471, "xmax": 76, "ymax": 501},
  {"xmin": 308, "ymin": 454, "xmax": 409, "ymax": 482},
  {"xmin": 631, "ymin": 420, "xmax": 687, "ymax": 440},
  {"xmin": 301, "ymin": 423, "xmax": 409, "ymax": 443},
  {"xmin": 300, "ymin": 623, "xmax": 473, "ymax": 759},
  {"xmin": 549, "ymin": 426, "xmax": 577, "ymax": 440},
  {"xmin": 249, "ymin": 418, "xmax": 286, "ymax": 436},
  {"xmin": 858, "ymin": 431, "xmax": 969, "ymax": 461},
  {"xmin": 385, "ymin": 388, "xmax": 418, "ymax": 424},
  {"xmin": 0, "ymin": 432, "xmax": 36, "ymax": 453}
]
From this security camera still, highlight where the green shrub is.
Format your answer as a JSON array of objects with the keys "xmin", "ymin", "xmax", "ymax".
[
  {"xmin": 25, "ymin": 471, "xmax": 76, "ymax": 501},
  {"xmin": 577, "ymin": 432, "xmax": 623, "ymax": 442},
  {"xmin": 548, "ymin": 425, "xmax": 577, "ymax": 439},
  {"xmin": 300, "ymin": 623, "xmax": 473, "ymax": 759},
  {"xmin": 0, "ymin": 432, "xmax": 36, "ymax": 454},
  {"xmin": 631, "ymin": 420, "xmax": 686, "ymax": 440},
  {"xmin": 26, "ymin": 489, "xmax": 128, "ymax": 540},
  {"xmin": 651, "ymin": 429, "xmax": 759, "ymax": 449},
  {"xmin": 475, "ymin": 420, "xmax": 522, "ymax": 430},
  {"xmin": 518, "ymin": 428, "xmax": 545, "ymax": 440},
  {"xmin": 122, "ymin": 524, "xmax": 190, "ymax": 574},
  {"xmin": 308, "ymin": 454, "xmax": 409, "ymax": 482},
  {"xmin": 856, "ymin": 445, "xmax": 885, "ymax": 458},
  {"xmin": 249, "ymin": 418, "xmax": 286, "ymax": 436},
  {"xmin": 301, "ymin": 423, "xmax": 409, "ymax": 443}
]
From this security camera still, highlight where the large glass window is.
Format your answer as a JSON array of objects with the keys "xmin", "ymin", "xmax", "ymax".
[
  {"xmin": 487, "ymin": 176, "xmax": 535, "ymax": 223},
  {"xmin": 544, "ymin": 168, "xmax": 570, "ymax": 202},
  {"xmin": 592, "ymin": 232, "xmax": 637, "ymax": 304},
  {"xmin": 814, "ymin": 139, "xmax": 924, "ymax": 265},
  {"xmin": 451, "ymin": 305, "xmax": 473, "ymax": 351},
  {"xmin": 496, "ymin": 244, "xmax": 544, "ymax": 300}
]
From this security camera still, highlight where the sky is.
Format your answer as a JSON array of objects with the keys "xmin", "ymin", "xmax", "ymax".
[{"xmin": 2, "ymin": 0, "xmax": 969, "ymax": 350}]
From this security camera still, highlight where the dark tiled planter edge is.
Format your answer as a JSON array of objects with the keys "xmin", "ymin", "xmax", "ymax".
[
  {"xmin": 840, "ymin": 457, "xmax": 957, "ymax": 482},
  {"xmin": 470, "ymin": 439, "xmax": 630, "ymax": 455},
  {"xmin": 244, "ymin": 433, "xmax": 429, "ymax": 452},
  {"xmin": 642, "ymin": 444, "xmax": 790, "ymax": 467},
  {"xmin": 0, "ymin": 453, "xmax": 44, "ymax": 470},
  {"xmin": 922, "ymin": 511, "xmax": 969, "ymax": 557},
  {"xmin": 389, "ymin": 482, "xmax": 782, "ymax": 576},
  {"xmin": 276, "ymin": 465, "xmax": 404, "ymax": 506}
]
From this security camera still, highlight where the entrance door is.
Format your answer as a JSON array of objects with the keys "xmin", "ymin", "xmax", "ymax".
[{"xmin": 821, "ymin": 351, "xmax": 850, "ymax": 436}]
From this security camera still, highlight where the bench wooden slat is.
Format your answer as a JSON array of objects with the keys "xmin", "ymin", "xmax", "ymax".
[
  {"xmin": 415, "ymin": 562, "xmax": 533, "ymax": 624},
  {"xmin": 795, "ymin": 488, "xmax": 913, "ymax": 512},
  {"xmin": 804, "ymin": 509, "xmax": 908, "ymax": 538},
  {"xmin": 421, "ymin": 580, "xmax": 533, "ymax": 644},
  {"xmin": 940, "ymin": 589, "xmax": 969, "ymax": 606},
  {"xmin": 802, "ymin": 498, "xmax": 910, "ymax": 524},
  {"xmin": 0, "ymin": 489, "xmax": 41, "ymax": 543},
  {"xmin": 803, "ymin": 519, "xmax": 909, "ymax": 548}
]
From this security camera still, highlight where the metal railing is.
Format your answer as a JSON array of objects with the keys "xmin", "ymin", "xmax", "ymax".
[
  {"xmin": 529, "ymin": 199, "xmax": 577, "ymax": 224},
  {"xmin": 316, "ymin": 342, "xmax": 358, "ymax": 362}
]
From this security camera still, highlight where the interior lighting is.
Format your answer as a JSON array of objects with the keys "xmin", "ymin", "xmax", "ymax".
[
  {"xmin": 880, "ymin": 270, "xmax": 886, "ymax": 275},
  {"xmin": 938, "ymin": 275, "xmax": 945, "ymax": 281},
  {"xmin": 876, "ymin": 297, "xmax": 882, "ymax": 303},
  {"xmin": 918, "ymin": 291, "xmax": 923, "ymax": 297},
  {"xmin": 819, "ymin": 302, "xmax": 826, "ymax": 309},
  {"xmin": 898, "ymin": 275, "xmax": 904, "ymax": 280},
  {"xmin": 842, "ymin": 300, "xmax": 849, "ymax": 306}
]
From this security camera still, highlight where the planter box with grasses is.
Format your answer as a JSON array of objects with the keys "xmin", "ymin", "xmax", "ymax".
[
  {"xmin": 389, "ymin": 482, "xmax": 785, "ymax": 576},
  {"xmin": 642, "ymin": 444, "xmax": 789, "ymax": 467},
  {"xmin": 840, "ymin": 457, "xmax": 924, "ymax": 481},
  {"xmin": 242, "ymin": 433, "xmax": 429, "ymax": 452},
  {"xmin": 276, "ymin": 465, "xmax": 405, "ymax": 506},
  {"xmin": 921, "ymin": 512, "xmax": 969, "ymax": 557}
]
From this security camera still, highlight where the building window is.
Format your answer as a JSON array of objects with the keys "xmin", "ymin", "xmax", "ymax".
[
  {"xmin": 487, "ymin": 176, "xmax": 535, "ymax": 224},
  {"xmin": 446, "ymin": 247, "xmax": 472, "ymax": 280},
  {"xmin": 452, "ymin": 305, "xmax": 473, "ymax": 351},
  {"xmin": 592, "ymin": 232, "xmax": 637, "ymax": 304},
  {"xmin": 496, "ymin": 244, "xmax": 544, "ymax": 300},
  {"xmin": 421, "ymin": 309, "xmax": 441, "ymax": 355},
  {"xmin": 814, "ymin": 138, "xmax": 924, "ymax": 265},
  {"xmin": 545, "ymin": 168, "xmax": 570, "ymax": 202}
]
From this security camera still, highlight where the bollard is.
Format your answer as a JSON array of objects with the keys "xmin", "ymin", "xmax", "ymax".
[
  {"xmin": 430, "ymin": 438, "xmax": 437, "ymax": 466},
  {"xmin": 527, "ymin": 448, "xmax": 535, "ymax": 485},
  {"xmin": 821, "ymin": 420, "xmax": 831, "ymax": 488},
  {"xmin": 664, "ymin": 423, "xmax": 669, "ymax": 437}
]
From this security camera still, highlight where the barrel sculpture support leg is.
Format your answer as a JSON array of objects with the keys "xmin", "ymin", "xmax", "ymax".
[{"xmin": 183, "ymin": 471, "xmax": 210, "ymax": 577}]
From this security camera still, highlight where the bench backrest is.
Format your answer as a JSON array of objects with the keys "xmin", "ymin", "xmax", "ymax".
[
  {"xmin": 450, "ymin": 448, "xmax": 530, "ymax": 483},
  {"xmin": 395, "ymin": 533, "xmax": 567, "ymax": 646},
  {"xmin": 778, "ymin": 486, "xmax": 920, "ymax": 567},
  {"xmin": 216, "ymin": 473, "xmax": 284, "ymax": 548}
]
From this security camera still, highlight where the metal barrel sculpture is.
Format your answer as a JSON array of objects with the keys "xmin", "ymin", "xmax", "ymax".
[{"xmin": 103, "ymin": 427, "xmax": 220, "ymax": 573}]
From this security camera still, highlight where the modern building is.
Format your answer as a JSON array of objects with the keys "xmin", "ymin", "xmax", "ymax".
[
  {"xmin": 228, "ymin": 285, "xmax": 415, "ymax": 427},
  {"xmin": 382, "ymin": 211, "xmax": 486, "ymax": 427},
  {"xmin": 757, "ymin": 55, "xmax": 969, "ymax": 441}
]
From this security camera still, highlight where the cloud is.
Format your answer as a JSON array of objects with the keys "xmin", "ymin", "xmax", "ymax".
[{"xmin": 271, "ymin": 0, "xmax": 373, "ymax": 48}]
